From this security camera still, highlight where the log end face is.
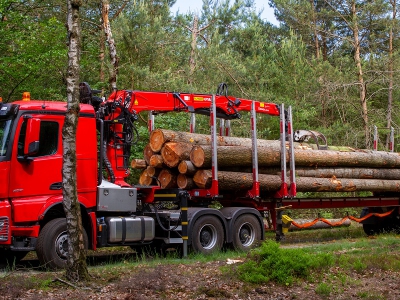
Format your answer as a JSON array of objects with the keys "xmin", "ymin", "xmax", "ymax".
[
  {"xmin": 190, "ymin": 145, "xmax": 205, "ymax": 168},
  {"xmin": 149, "ymin": 129, "xmax": 165, "ymax": 152}
]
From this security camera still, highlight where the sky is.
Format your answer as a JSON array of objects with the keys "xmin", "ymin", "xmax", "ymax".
[{"xmin": 171, "ymin": 0, "xmax": 279, "ymax": 26}]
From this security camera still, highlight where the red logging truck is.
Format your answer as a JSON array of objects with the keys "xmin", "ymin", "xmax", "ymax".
[{"xmin": 0, "ymin": 83, "xmax": 398, "ymax": 269}]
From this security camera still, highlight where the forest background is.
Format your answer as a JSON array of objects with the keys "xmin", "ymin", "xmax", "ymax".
[{"xmin": 1, "ymin": 0, "xmax": 399, "ymax": 154}]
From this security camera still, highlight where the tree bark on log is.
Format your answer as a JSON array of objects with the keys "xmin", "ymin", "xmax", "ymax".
[
  {"xmin": 190, "ymin": 144, "xmax": 400, "ymax": 169},
  {"xmin": 149, "ymin": 154, "xmax": 164, "ymax": 168},
  {"xmin": 158, "ymin": 169, "xmax": 177, "ymax": 189},
  {"xmin": 294, "ymin": 167, "xmax": 400, "ymax": 180},
  {"xmin": 161, "ymin": 142, "xmax": 193, "ymax": 168},
  {"xmin": 177, "ymin": 174, "xmax": 195, "ymax": 189},
  {"xmin": 130, "ymin": 159, "xmax": 147, "ymax": 169},
  {"xmin": 150, "ymin": 129, "xmax": 356, "ymax": 152},
  {"xmin": 193, "ymin": 170, "xmax": 400, "ymax": 193},
  {"xmin": 178, "ymin": 160, "xmax": 197, "ymax": 175}
]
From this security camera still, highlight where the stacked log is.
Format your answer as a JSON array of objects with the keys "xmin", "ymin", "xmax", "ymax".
[{"xmin": 131, "ymin": 129, "xmax": 400, "ymax": 193}]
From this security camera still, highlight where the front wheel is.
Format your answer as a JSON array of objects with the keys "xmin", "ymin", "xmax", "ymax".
[
  {"xmin": 232, "ymin": 214, "xmax": 262, "ymax": 251},
  {"xmin": 36, "ymin": 218, "xmax": 88, "ymax": 270},
  {"xmin": 191, "ymin": 215, "xmax": 224, "ymax": 254}
]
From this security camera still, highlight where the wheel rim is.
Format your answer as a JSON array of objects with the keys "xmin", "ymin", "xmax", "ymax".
[
  {"xmin": 238, "ymin": 222, "xmax": 255, "ymax": 247},
  {"xmin": 198, "ymin": 224, "xmax": 218, "ymax": 250},
  {"xmin": 55, "ymin": 231, "xmax": 68, "ymax": 260}
]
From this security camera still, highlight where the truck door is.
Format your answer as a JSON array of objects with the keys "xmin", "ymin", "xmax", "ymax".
[{"xmin": 9, "ymin": 114, "xmax": 63, "ymax": 223}]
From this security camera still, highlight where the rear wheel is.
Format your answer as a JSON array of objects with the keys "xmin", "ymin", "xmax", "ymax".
[
  {"xmin": 36, "ymin": 218, "xmax": 88, "ymax": 270},
  {"xmin": 191, "ymin": 215, "xmax": 224, "ymax": 254},
  {"xmin": 232, "ymin": 214, "xmax": 262, "ymax": 251}
]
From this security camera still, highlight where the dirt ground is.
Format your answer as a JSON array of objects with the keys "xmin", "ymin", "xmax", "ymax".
[{"xmin": 1, "ymin": 251, "xmax": 399, "ymax": 300}]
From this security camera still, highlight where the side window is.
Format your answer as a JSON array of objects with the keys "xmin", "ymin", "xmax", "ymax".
[{"xmin": 18, "ymin": 120, "xmax": 59, "ymax": 157}]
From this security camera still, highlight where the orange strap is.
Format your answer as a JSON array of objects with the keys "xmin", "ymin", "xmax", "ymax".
[{"xmin": 291, "ymin": 209, "xmax": 395, "ymax": 229}]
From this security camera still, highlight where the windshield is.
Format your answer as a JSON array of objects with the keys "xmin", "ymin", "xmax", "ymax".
[{"xmin": 0, "ymin": 119, "xmax": 12, "ymax": 156}]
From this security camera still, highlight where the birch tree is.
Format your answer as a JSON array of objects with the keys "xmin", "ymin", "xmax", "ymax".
[{"xmin": 63, "ymin": 0, "xmax": 89, "ymax": 282}]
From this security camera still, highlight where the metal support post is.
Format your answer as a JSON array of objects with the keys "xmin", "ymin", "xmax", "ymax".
[
  {"xmin": 219, "ymin": 119, "xmax": 225, "ymax": 136},
  {"xmin": 250, "ymin": 101, "xmax": 260, "ymax": 198},
  {"xmin": 275, "ymin": 202, "xmax": 284, "ymax": 241},
  {"xmin": 276, "ymin": 103, "xmax": 288, "ymax": 198},
  {"xmin": 190, "ymin": 113, "xmax": 196, "ymax": 133},
  {"xmin": 225, "ymin": 120, "xmax": 231, "ymax": 136},
  {"xmin": 287, "ymin": 106, "xmax": 296, "ymax": 197},
  {"xmin": 210, "ymin": 94, "xmax": 219, "ymax": 196},
  {"xmin": 148, "ymin": 111, "xmax": 155, "ymax": 132},
  {"xmin": 373, "ymin": 125, "xmax": 378, "ymax": 151}
]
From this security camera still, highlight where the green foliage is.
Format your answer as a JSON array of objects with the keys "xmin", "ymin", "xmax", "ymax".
[
  {"xmin": 237, "ymin": 240, "xmax": 334, "ymax": 285},
  {"xmin": 315, "ymin": 282, "xmax": 332, "ymax": 297}
]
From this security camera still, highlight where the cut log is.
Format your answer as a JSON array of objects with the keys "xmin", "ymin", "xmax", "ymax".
[
  {"xmin": 161, "ymin": 142, "xmax": 193, "ymax": 168},
  {"xmin": 146, "ymin": 166, "xmax": 159, "ymax": 178},
  {"xmin": 139, "ymin": 169, "xmax": 154, "ymax": 186},
  {"xmin": 150, "ymin": 129, "xmax": 356, "ymax": 152},
  {"xmin": 130, "ymin": 159, "xmax": 147, "ymax": 169},
  {"xmin": 150, "ymin": 129, "xmax": 213, "ymax": 152},
  {"xmin": 294, "ymin": 167, "xmax": 400, "ymax": 180},
  {"xmin": 149, "ymin": 154, "xmax": 164, "ymax": 168},
  {"xmin": 193, "ymin": 170, "xmax": 400, "ymax": 193},
  {"xmin": 190, "ymin": 144, "xmax": 400, "ymax": 169},
  {"xmin": 178, "ymin": 160, "xmax": 197, "ymax": 175},
  {"xmin": 143, "ymin": 144, "xmax": 155, "ymax": 165},
  {"xmin": 177, "ymin": 174, "xmax": 195, "ymax": 189},
  {"xmin": 157, "ymin": 169, "xmax": 177, "ymax": 189},
  {"xmin": 193, "ymin": 170, "xmax": 281, "ymax": 191},
  {"xmin": 190, "ymin": 145, "xmax": 278, "ymax": 168}
]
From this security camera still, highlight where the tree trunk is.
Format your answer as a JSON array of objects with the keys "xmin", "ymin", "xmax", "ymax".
[
  {"xmin": 193, "ymin": 170, "xmax": 400, "ymax": 193},
  {"xmin": 351, "ymin": 1, "xmax": 369, "ymax": 147},
  {"xmin": 386, "ymin": 0, "xmax": 396, "ymax": 148},
  {"xmin": 178, "ymin": 160, "xmax": 197, "ymax": 175},
  {"xmin": 102, "ymin": 0, "xmax": 118, "ymax": 90},
  {"xmin": 130, "ymin": 159, "xmax": 147, "ymax": 169},
  {"xmin": 157, "ymin": 169, "xmax": 177, "ymax": 189},
  {"xmin": 63, "ymin": 0, "xmax": 89, "ymax": 282},
  {"xmin": 161, "ymin": 142, "xmax": 193, "ymax": 168}
]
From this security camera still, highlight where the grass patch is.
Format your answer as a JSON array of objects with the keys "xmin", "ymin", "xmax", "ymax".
[
  {"xmin": 315, "ymin": 282, "xmax": 332, "ymax": 297},
  {"xmin": 236, "ymin": 240, "xmax": 334, "ymax": 285}
]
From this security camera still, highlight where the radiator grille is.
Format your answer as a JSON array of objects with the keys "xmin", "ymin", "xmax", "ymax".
[{"xmin": 0, "ymin": 217, "xmax": 9, "ymax": 241}]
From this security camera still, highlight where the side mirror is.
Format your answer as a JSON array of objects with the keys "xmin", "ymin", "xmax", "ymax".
[{"xmin": 24, "ymin": 118, "xmax": 40, "ymax": 156}]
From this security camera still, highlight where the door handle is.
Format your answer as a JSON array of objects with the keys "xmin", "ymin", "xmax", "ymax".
[{"xmin": 49, "ymin": 182, "xmax": 63, "ymax": 190}]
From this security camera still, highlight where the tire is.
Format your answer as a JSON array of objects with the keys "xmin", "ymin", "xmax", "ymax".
[
  {"xmin": 0, "ymin": 249, "xmax": 28, "ymax": 268},
  {"xmin": 191, "ymin": 215, "xmax": 224, "ymax": 254},
  {"xmin": 360, "ymin": 208, "xmax": 383, "ymax": 236},
  {"xmin": 36, "ymin": 218, "xmax": 88, "ymax": 270},
  {"xmin": 232, "ymin": 214, "xmax": 262, "ymax": 251}
]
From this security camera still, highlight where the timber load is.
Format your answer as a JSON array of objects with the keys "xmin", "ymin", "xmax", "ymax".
[{"xmin": 133, "ymin": 129, "xmax": 400, "ymax": 193}]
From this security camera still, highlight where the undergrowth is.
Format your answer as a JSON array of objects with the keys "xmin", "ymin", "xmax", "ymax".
[{"xmin": 236, "ymin": 240, "xmax": 334, "ymax": 285}]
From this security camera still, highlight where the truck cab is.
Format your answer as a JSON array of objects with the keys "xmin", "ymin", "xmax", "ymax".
[{"xmin": 0, "ymin": 99, "xmax": 98, "ymax": 264}]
